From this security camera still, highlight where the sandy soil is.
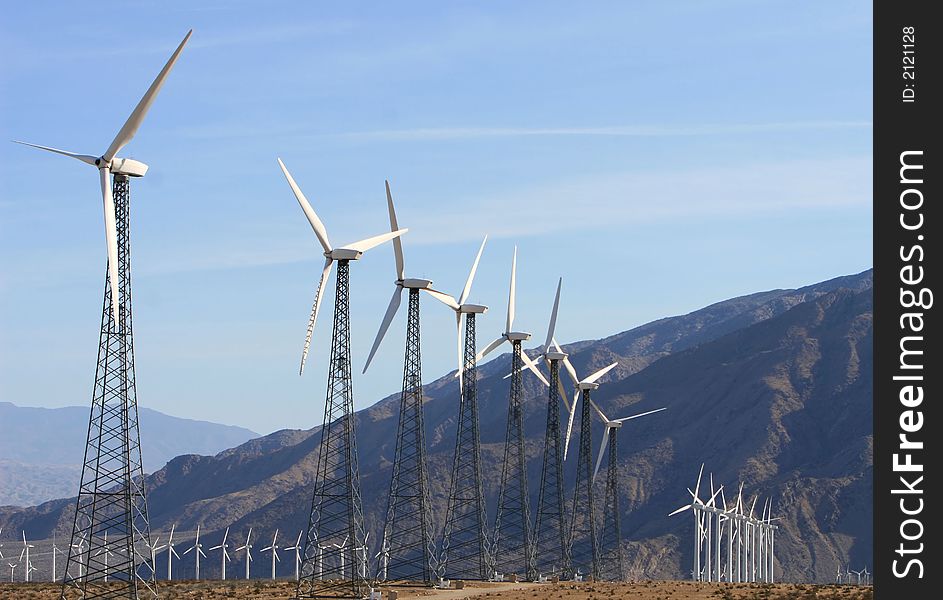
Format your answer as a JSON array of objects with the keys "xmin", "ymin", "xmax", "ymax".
[{"xmin": 0, "ymin": 580, "xmax": 874, "ymax": 600}]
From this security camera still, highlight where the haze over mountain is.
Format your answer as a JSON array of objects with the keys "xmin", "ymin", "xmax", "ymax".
[
  {"xmin": 0, "ymin": 403, "xmax": 258, "ymax": 506},
  {"xmin": 0, "ymin": 270, "xmax": 872, "ymax": 582}
]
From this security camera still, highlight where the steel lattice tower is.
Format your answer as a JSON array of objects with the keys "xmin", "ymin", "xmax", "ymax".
[
  {"xmin": 533, "ymin": 359, "xmax": 570, "ymax": 579},
  {"xmin": 598, "ymin": 430, "xmax": 625, "ymax": 581},
  {"xmin": 491, "ymin": 341, "xmax": 536, "ymax": 581},
  {"xmin": 297, "ymin": 260, "xmax": 369, "ymax": 599},
  {"xmin": 61, "ymin": 175, "xmax": 158, "ymax": 600},
  {"xmin": 438, "ymin": 313, "xmax": 491, "ymax": 580},
  {"xmin": 376, "ymin": 288, "xmax": 437, "ymax": 584},
  {"xmin": 568, "ymin": 389, "xmax": 601, "ymax": 581}
]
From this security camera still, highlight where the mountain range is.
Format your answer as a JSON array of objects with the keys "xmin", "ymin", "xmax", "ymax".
[
  {"xmin": 0, "ymin": 269, "xmax": 872, "ymax": 582},
  {"xmin": 0, "ymin": 403, "xmax": 258, "ymax": 506}
]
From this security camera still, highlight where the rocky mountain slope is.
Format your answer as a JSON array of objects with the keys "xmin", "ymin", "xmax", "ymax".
[{"xmin": 0, "ymin": 270, "xmax": 872, "ymax": 582}]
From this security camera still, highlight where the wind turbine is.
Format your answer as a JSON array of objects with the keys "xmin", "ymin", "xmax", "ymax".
[
  {"xmin": 592, "ymin": 405, "xmax": 666, "ymax": 581},
  {"xmin": 285, "ymin": 531, "xmax": 303, "ymax": 581},
  {"xmin": 482, "ymin": 247, "xmax": 545, "ymax": 581},
  {"xmin": 70, "ymin": 537, "xmax": 87, "ymax": 580},
  {"xmin": 558, "ymin": 346, "xmax": 619, "ymax": 581},
  {"xmin": 236, "ymin": 527, "xmax": 253, "ymax": 580},
  {"xmin": 278, "ymin": 159, "xmax": 401, "ymax": 599},
  {"xmin": 13, "ymin": 30, "xmax": 191, "ymax": 332},
  {"xmin": 17, "ymin": 32, "xmax": 193, "ymax": 600},
  {"xmin": 436, "ymin": 236, "xmax": 495, "ymax": 581},
  {"xmin": 146, "ymin": 535, "xmax": 166, "ymax": 581},
  {"xmin": 7, "ymin": 562, "xmax": 15, "ymax": 583},
  {"xmin": 528, "ymin": 278, "xmax": 573, "ymax": 579},
  {"xmin": 166, "ymin": 524, "xmax": 181, "ymax": 581},
  {"xmin": 330, "ymin": 536, "xmax": 349, "ymax": 579},
  {"xmin": 183, "ymin": 525, "xmax": 207, "ymax": 580},
  {"xmin": 209, "ymin": 527, "xmax": 232, "ymax": 580},
  {"xmin": 364, "ymin": 182, "xmax": 443, "ymax": 583},
  {"xmin": 0, "ymin": 528, "xmax": 3, "ymax": 562},
  {"xmin": 93, "ymin": 532, "xmax": 115, "ymax": 582},
  {"xmin": 668, "ymin": 465, "xmax": 723, "ymax": 582},
  {"xmin": 19, "ymin": 532, "xmax": 34, "ymax": 583},
  {"xmin": 261, "ymin": 529, "xmax": 280, "ymax": 580}
]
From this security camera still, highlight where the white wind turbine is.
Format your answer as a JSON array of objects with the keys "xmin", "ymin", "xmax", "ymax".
[
  {"xmin": 70, "ymin": 537, "xmax": 87, "ymax": 579},
  {"xmin": 592, "ymin": 406, "xmax": 668, "ymax": 481},
  {"xmin": 284, "ymin": 531, "xmax": 303, "ymax": 581},
  {"xmin": 165, "ymin": 524, "xmax": 181, "ymax": 581},
  {"xmin": 331, "ymin": 535, "xmax": 349, "ymax": 579},
  {"xmin": 261, "ymin": 529, "xmax": 280, "ymax": 580},
  {"xmin": 13, "ymin": 30, "xmax": 192, "ymax": 331},
  {"xmin": 209, "ymin": 527, "xmax": 232, "ymax": 580},
  {"xmin": 559, "ymin": 357, "xmax": 619, "ymax": 461},
  {"xmin": 94, "ymin": 532, "xmax": 115, "ymax": 582},
  {"xmin": 668, "ymin": 465, "xmax": 723, "ymax": 581},
  {"xmin": 276, "ymin": 159, "xmax": 407, "ymax": 375},
  {"xmin": 236, "ymin": 527, "xmax": 253, "ymax": 580},
  {"xmin": 7, "ymin": 562, "xmax": 15, "ymax": 583},
  {"xmin": 361, "ymin": 180, "xmax": 457, "ymax": 372},
  {"xmin": 0, "ymin": 528, "xmax": 4, "ymax": 561},
  {"xmin": 146, "ymin": 535, "xmax": 166, "ymax": 581},
  {"xmin": 19, "ymin": 532, "xmax": 34, "ymax": 583},
  {"xmin": 182, "ymin": 525, "xmax": 207, "ymax": 580}
]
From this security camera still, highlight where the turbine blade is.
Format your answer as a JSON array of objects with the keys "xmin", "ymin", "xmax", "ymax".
[
  {"xmin": 545, "ymin": 277, "xmax": 562, "ymax": 349},
  {"xmin": 563, "ymin": 389, "xmax": 580, "ymax": 461},
  {"xmin": 582, "ymin": 361, "xmax": 618, "ymax": 385},
  {"xmin": 593, "ymin": 426, "xmax": 612, "ymax": 482},
  {"xmin": 12, "ymin": 141, "xmax": 98, "ymax": 165},
  {"xmin": 100, "ymin": 167, "xmax": 120, "ymax": 330},
  {"xmin": 343, "ymin": 228, "xmax": 407, "ymax": 254},
  {"xmin": 521, "ymin": 351, "xmax": 549, "ymax": 386},
  {"xmin": 385, "ymin": 180, "xmax": 405, "ymax": 280},
  {"xmin": 694, "ymin": 464, "xmax": 704, "ymax": 502},
  {"xmin": 103, "ymin": 30, "xmax": 192, "ymax": 163},
  {"xmin": 459, "ymin": 235, "xmax": 488, "ymax": 305},
  {"xmin": 556, "ymin": 345, "xmax": 579, "ymax": 386},
  {"xmin": 363, "ymin": 286, "xmax": 403, "ymax": 373},
  {"xmin": 506, "ymin": 247, "xmax": 517, "ymax": 333},
  {"xmin": 476, "ymin": 336, "xmax": 506, "ymax": 362},
  {"xmin": 614, "ymin": 407, "xmax": 668, "ymax": 422},
  {"xmin": 299, "ymin": 257, "xmax": 333, "ymax": 375},
  {"xmin": 422, "ymin": 288, "xmax": 459, "ymax": 310},
  {"xmin": 669, "ymin": 504, "xmax": 693, "ymax": 517},
  {"xmin": 277, "ymin": 158, "xmax": 332, "ymax": 252},
  {"xmin": 557, "ymin": 376, "xmax": 572, "ymax": 413},
  {"xmin": 589, "ymin": 398, "xmax": 609, "ymax": 423}
]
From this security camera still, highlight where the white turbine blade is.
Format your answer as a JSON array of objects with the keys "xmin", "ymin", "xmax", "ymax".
[
  {"xmin": 556, "ymin": 344, "xmax": 580, "ymax": 386},
  {"xmin": 100, "ymin": 167, "xmax": 120, "ymax": 330},
  {"xmin": 545, "ymin": 277, "xmax": 562, "ymax": 349},
  {"xmin": 614, "ymin": 407, "xmax": 668, "ymax": 423},
  {"xmin": 12, "ymin": 141, "xmax": 98, "ymax": 166},
  {"xmin": 343, "ymin": 228, "xmax": 407, "ymax": 254},
  {"xmin": 694, "ymin": 464, "xmax": 704, "ymax": 503},
  {"xmin": 385, "ymin": 180, "xmax": 405, "ymax": 280},
  {"xmin": 521, "ymin": 351, "xmax": 549, "ymax": 386},
  {"xmin": 422, "ymin": 288, "xmax": 459, "ymax": 310},
  {"xmin": 593, "ymin": 426, "xmax": 612, "ymax": 482},
  {"xmin": 707, "ymin": 485, "xmax": 724, "ymax": 507},
  {"xmin": 582, "ymin": 361, "xmax": 618, "ymax": 385},
  {"xmin": 562, "ymin": 389, "xmax": 580, "ymax": 460},
  {"xmin": 589, "ymin": 399, "xmax": 609, "ymax": 423},
  {"xmin": 506, "ymin": 247, "xmax": 517, "ymax": 333},
  {"xmin": 459, "ymin": 235, "xmax": 488, "ymax": 305},
  {"xmin": 476, "ymin": 336, "xmax": 506, "ymax": 362},
  {"xmin": 669, "ymin": 504, "xmax": 693, "ymax": 517},
  {"xmin": 363, "ymin": 286, "xmax": 403, "ymax": 374},
  {"xmin": 223, "ymin": 528, "xmax": 229, "ymax": 543},
  {"xmin": 103, "ymin": 30, "xmax": 192, "ymax": 163},
  {"xmin": 299, "ymin": 257, "xmax": 333, "ymax": 375},
  {"xmin": 558, "ymin": 377, "xmax": 572, "ymax": 413},
  {"xmin": 277, "ymin": 158, "xmax": 332, "ymax": 252}
]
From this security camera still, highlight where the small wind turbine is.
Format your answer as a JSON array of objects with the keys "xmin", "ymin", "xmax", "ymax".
[
  {"xmin": 182, "ymin": 525, "xmax": 207, "ymax": 580},
  {"xmin": 19, "ymin": 532, "xmax": 34, "ymax": 582},
  {"xmin": 284, "ymin": 531, "xmax": 303, "ymax": 581},
  {"xmin": 208, "ymin": 527, "xmax": 232, "ymax": 580},
  {"xmin": 166, "ymin": 524, "xmax": 181, "ymax": 581},
  {"xmin": 276, "ymin": 159, "xmax": 407, "ymax": 375},
  {"xmin": 331, "ymin": 535, "xmax": 349, "ymax": 579},
  {"xmin": 236, "ymin": 527, "xmax": 253, "ymax": 580},
  {"xmin": 70, "ymin": 537, "xmax": 87, "ymax": 579},
  {"xmin": 52, "ymin": 533, "xmax": 66, "ymax": 583},
  {"xmin": 261, "ymin": 529, "xmax": 280, "ymax": 580},
  {"xmin": 94, "ymin": 532, "xmax": 115, "ymax": 582},
  {"xmin": 559, "ymin": 358, "xmax": 619, "ymax": 461},
  {"xmin": 147, "ymin": 535, "xmax": 166, "ymax": 581},
  {"xmin": 7, "ymin": 562, "xmax": 15, "ymax": 583},
  {"xmin": 13, "ymin": 30, "xmax": 192, "ymax": 331}
]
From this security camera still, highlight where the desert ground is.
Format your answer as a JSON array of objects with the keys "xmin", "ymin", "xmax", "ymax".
[{"xmin": 0, "ymin": 580, "xmax": 874, "ymax": 600}]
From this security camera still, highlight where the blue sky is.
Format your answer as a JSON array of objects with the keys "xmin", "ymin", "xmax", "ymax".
[{"xmin": 0, "ymin": 1, "xmax": 872, "ymax": 435}]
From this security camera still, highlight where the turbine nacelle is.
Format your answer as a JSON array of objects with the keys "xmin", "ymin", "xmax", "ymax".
[
  {"xmin": 578, "ymin": 381, "xmax": 600, "ymax": 391},
  {"xmin": 545, "ymin": 350, "xmax": 568, "ymax": 361},
  {"xmin": 399, "ymin": 277, "xmax": 433, "ymax": 289},
  {"xmin": 107, "ymin": 157, "xmax": 148, "ymax": 177},
  {"xmin": 328, "ymin": 248, "xmax": 367, "ymax": 261},
  {"xmin": 459, "ymin": 303, "xmax": 488, "ymax": 314},
  {"xmin": 506, "ymin": 331, "xmax": 531, "ymax": 342}
]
